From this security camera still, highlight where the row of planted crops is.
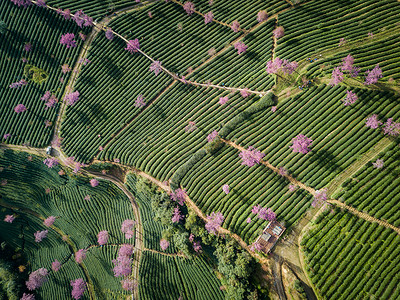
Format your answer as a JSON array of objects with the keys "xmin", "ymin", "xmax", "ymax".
[
  {"xmin": 99, "ymin": 84, "xmax": 258, "ymax": 179},
  {"xmin": 139, "ymin": 251, "xmax": 224, "ymax": 300},
  {"xmin": 180, "ymin": 144, "xmax": 313, "ymax": 244},
  {"xmin": 336, "ymin": 143, "xmax": 400, "ymax": 227},
  {"xmin": 125, "ymin": 173, "xmax": 178, "ymax": 253},
  {"xmin": 226, "ymin": 84, "xmax": 400, "ymax": 189},
  {"xmin": 0, "ymin": 150, "xmax": 135, "ymax": 299},
  {"xmin": 302, "ymin": 209, "xmax": 400, "ymax": 300},
  {"xmin": 306, "ymin": 33, "xmax": 400, "ymax": 82},
  {"xmin": 276, "ymin": 0, "xmax": 400, "ymax": 62},
  {"xmin": 0, "ymin": 1, "xmax": 82, "ymax": 147}
]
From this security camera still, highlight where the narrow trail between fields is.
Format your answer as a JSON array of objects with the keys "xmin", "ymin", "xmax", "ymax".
[
  {"xmin": 0, "ymin": 200, "xmax": 96, "ymax": 299},
  {"xmin": 221, "ymin": 139, "xmax": 400, "ymax": 235}
]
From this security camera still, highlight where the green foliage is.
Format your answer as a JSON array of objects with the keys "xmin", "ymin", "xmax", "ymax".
[
  {"xmin": 23, "ymin": 64, "xmax": 48, "ymax": 85},
  {"xmin": 0, "ymin": 260, "xmax": 19, "ymax": 300},
  {"xmin": 0, "ymin": 150, "xmax": 134, "ymax": 299},
  {"xmin": 302, "ymin": 211, "xmax": 400, "ymax": 300},
  {"xmin": 219, "ymin": 93, "xmax": 275, "ymax": 138},
  {"xmin": 170, "ymin": 149, "xmax": 207, "ymax": 189},
  {"xmin": 0, "ymin": 20, "xmax": 7, "ymax": 34},
  {"xmin": 0, "ymin": 0, "xmax": 82, "ymax": 147}
]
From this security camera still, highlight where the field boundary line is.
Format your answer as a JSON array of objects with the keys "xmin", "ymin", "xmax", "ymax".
[{"xmin": 326, "ymin": 137, "xmax": 392, "ymax": 196}]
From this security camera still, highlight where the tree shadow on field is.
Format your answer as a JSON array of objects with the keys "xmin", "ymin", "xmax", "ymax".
[
  {"xmin": 309, "ymin": 149, "xmax": 343, "ymax": 174},
  {"xmin": 152, "ymin": 102, "xmax": 166, "ymax": 120}
]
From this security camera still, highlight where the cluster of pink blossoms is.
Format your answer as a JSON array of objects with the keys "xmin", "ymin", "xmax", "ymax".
[
  {"xmin": 121, "ymin": 219, "xmax": 135, "ymax": 239},
  {"xmin": 113, "ymin": 244, "xmax": 134, "ymax": 277},
  {"xmin": 239, "ymin": 146, "xmax": 265, "ymax": 167},
  {"xmin": 205, "ymin": 211, "xmax": 224, "ymax": 235}
]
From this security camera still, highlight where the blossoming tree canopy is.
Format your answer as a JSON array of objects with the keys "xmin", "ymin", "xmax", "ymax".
[
  {"xmin": 34, "ymin": 230, "xmax": 48, "ymax": 242},
  {"xmin": 343, "ymin": 90, "xmax": 358, "ymax": 106},
  {"xmin": 239, "ymin": 146, "xmax": 265, "ymax": 167},
  {"xmin": 125, "ymin": 39, "xmax": 140, "ymax": 54},
  {"xmin": 60, "ymin": 33, "xmax": 77, "ymax": 48},
  {"xmin": 43, "ymin": 216, "xmax": 56, "ymax": 227},
  {"xmin": 65, "ymin": 90, "xmax": 80, "ymax": 106},
  {"xmin": 365, "ymin": 114, "xmax": 382, "ymax": 129},
  {"xmin": 97, "ymin": 230, "xmax": 109, "ymax": 245},
  {"xmin": 14, "ymin": 104, "xmax": 27, "ymax": 113},
  {"xmin": 90, "ymin": 178, "xmax": 99, "ymax": 187},
  {"xmin": 183, "ymin": 1, "xmax": 195, "ymax": 15},
  {"xmin": 75, "ymin": 249, "xmax": 87, "ymax": 264},
  {"xmin": 170, "ymin": 188, "xmax": 186, "ymax": 205},
  {"xmin": 230, "ymin": 20, "xmax": 240, "ymax": 32},
  {"xmin": 273, "ymin": 26, "xmax": 284, "ymax": 38},
  {"xmin": 205, "ymin": 212, "xmax": 224, "ymax": 235},
  {"xmin": 160, "ymin": 239, "xmax": 169, "ymax": 250},
  {"xmin": 149, "ymin": 60, "xmax": 162, "ymax": 76},
  {"xmin": 257, "ymin": 10, "xmax": 268, "ymax": 22},
  {"xmin": 26, "ymin": 268, "xmax": 48, "ymax": 290},
  {"xmin": 234, "ymin": 41, "xmax": 247, "ymax": 55},
  {"xmin": 290, "ymin": 134, "xmax": 313, "ymax": 154},
  {"xmin": 121, "ymin": 219, "xmax": 135, "ymax": 239},
  {"xmin": 204, "ymin": 11, "xmax": 214, "ymax": 24},
  {"xmin": 71, "ymin": 278, "xmax": 86, "ymax": 300}
]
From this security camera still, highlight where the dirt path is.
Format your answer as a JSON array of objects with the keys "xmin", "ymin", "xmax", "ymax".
[
  {"xmin": 222, "ymin": 139, "xmax": 400, "ymax": 235},
  {"xmin": 326, "ymin": 137, "xmax": 392, "ymax": 196}
]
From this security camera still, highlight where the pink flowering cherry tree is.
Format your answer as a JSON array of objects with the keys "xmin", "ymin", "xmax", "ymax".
[
  {"xmin": 234, "ymin": 41, "xmax": 247, "ymax": 55},
  {"xmin": 239, "ymin": 146, "xmax": 265, "ymax": 167},
  {"xmin": 205, "ymin": 212, "xmax": 224, "ymax": 235},
  {"xmin": 26, "ymin": 268, "xmax": 48, "ymax": 290},
  {"xmin": 75, "ymin": 249, "xmax": 87, "ymax": 264},
  {"xmin": 52, "ymin": 260, "xmax": 61, "ymax": 272},
  {"xmin": 273, "ymin": 26, "xmax": 284, "ymax": 38},
  {"xmin": 65, "ymin": 90, "xmax": 80, "ymax": 106},
  {"xmin": 90, "ymin": 179, "xmax": 99, "ymax": 187},
  {"xmin": 121, "ymin": 219, "xmax": 135, "ymax": 239},
  {"xmin": 34, "ymin": 230, "xmax": 48, "ymax": 242},
  {"xmin": 60, "ymin": 33, "xmax": 77, "ymax": 48},
  {"xmin": 125, "ymin": 39, "xmax": 140, "ymax": 54},
  {"xmin": 149, "ymin": 61, "xmax": 162, "ymax": 76},
  {"xmin": 364, "ymin": 64, "xmax": 383, "ymax": 85},
  {"xmin": 71, "ymin": 278, "xmax": 86, "ymax": 300},
  {"xmin": 382, "ymin": 118, "xmax": 400, "ymax": 136},
  {"xmin": 207, "ymin": 130, "xmax": 218, "ymax": 142},
  {"xmin": 97, "ymin": 230, "xmax": 109, "ymax": 245},
  {"xmin": 222, "ymin": 184, "xmax": 229, "ymax": 194},
  {"xmin": 372, "ymin": 159, "xmax": 384, "ymax": 169},
  {"xmin": 160, "ymin": 239, "xmax": 170, "ymax": 250},
  {"xmin": 204, "ymin": 11, "xmax": 214, "ymax": 24},
  {"xmin": 172, "ymin": 207, "xmax": 184, "ymax": 223},
  {"xmin": 312, "ymin": 189, "xmax": 328, "ymax": 207},
  {"xmin": 14, "ymin": 104, "xmax": 27, "ymax": 113},
  {"xmin": 170, "ymin": 188, "xmax": 186, "ymax": 206},
  {"xmin": 365, "ymin": 114, "xmax": 382, "ymax": 129},
  {"xmin": 43, "ymin": 216, "xmax": 56, "ymax": 227},
  {"xmin": 257, "ymin": 10, "xmax": 268, "ymax": 22},
  {"xmin": 183, "ymin": 2, "xmax": 195, "ymax": 15},
  {"xmin": 230, "ymin": 20, "xmax": 240, "ymax": 32},
  {"xmin": 329, "ymin": 67, "xmax": 344, "ymax": 86},
  {"xmin": 4, "ymin": 215, "xmax": 15, "ymax": 223},
  {"xmin": 342, "ymin": 90, "xmax": 358, "ymax": 106},
  {"xmin": 290, "ymin": 134, "xmax": 313, "ymax": 154}
]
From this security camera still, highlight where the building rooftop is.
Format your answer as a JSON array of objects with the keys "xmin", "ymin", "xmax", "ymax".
[{"xmin": 255, "ymin": 220, "xmax": 286, "ymax": 254}]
